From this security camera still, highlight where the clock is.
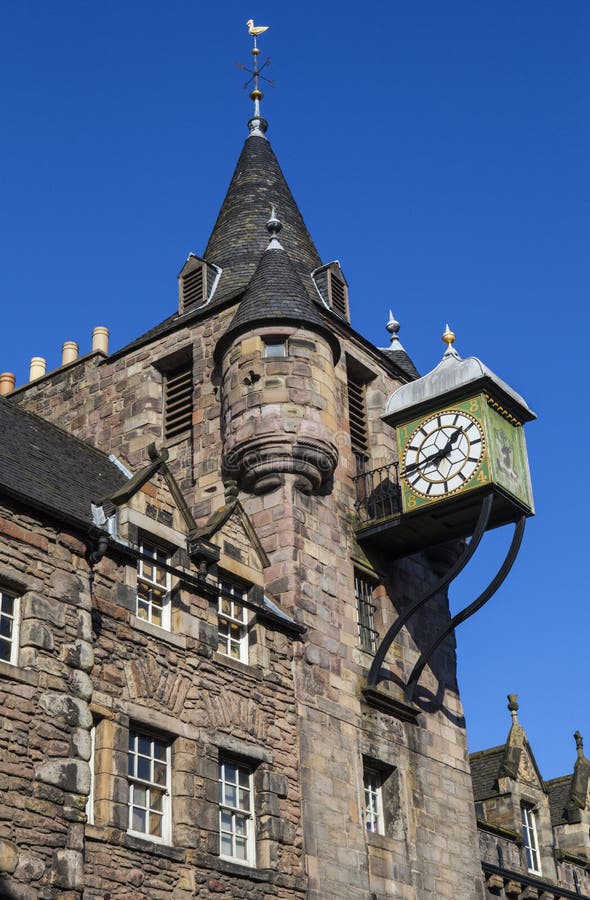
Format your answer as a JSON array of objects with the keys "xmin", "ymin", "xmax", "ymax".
[{"xmin": 402, "ymin": 410, "xmax": 485, "ymax": 499}]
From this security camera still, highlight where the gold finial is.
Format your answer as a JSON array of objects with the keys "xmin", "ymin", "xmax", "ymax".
[{"xmin": 442, "ymin": 323, "xmax": 456, "ymax": 347}]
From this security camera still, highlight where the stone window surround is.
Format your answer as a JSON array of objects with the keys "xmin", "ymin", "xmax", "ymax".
[
  {"xmin": 0, "ymin": 564, "xmax": 49, "ymax": 685},
  {"xmin": 361, "ymin": 754, "xmax": 398, "ymax": 844},
  {"xmin": 87, "ymin": 700, "xmax": 288, "ymax": 870}
]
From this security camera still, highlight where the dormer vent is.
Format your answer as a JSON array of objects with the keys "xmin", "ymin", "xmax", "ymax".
[
  {"xmin": 178, "ymin": 255, "xmax": 221, "ymax": 314},
  {"xmin": 311, "ymin": 262, "xmax": 350, "ymax": 321}
]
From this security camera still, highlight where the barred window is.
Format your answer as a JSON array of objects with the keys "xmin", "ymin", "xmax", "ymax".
[
  {"xmin": 219, "ymin": 757, "xmax": 255, "ymax": 866},
  {"xmin": 0, "ymin": 591, "xmax": 20, "ymax": 666},
  {"xmin": 137, "ymin": 541, "xmax": 171, "ymax": 630},
  {"xmin": 355, "ymin": 572, "xmax": 377, "ymax": 652},
  {"xmin": 128, "ymin": 730, "xmax": 171, "ymax": 843},
  {"xmin": 218, "ymin": 578, "xmax": 249, "ymax": 663}
]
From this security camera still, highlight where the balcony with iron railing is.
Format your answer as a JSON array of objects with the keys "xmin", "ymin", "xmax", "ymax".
[{"xmin": 353, "ymin": 461, "xmax": 402, "ymax": 526}]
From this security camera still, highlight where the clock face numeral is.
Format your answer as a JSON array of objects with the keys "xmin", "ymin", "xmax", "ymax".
[{"xmin": 402, "ymin": 409, "xmax": 486, "ymax": 499}]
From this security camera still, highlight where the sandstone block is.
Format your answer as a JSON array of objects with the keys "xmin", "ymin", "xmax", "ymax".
[
  {"xmin": 51, "ymin": 848, "xmax": 84, "ymax": 890},
  {"xmin": 36, "ymin": 759, "xmax": 90, "ymax": 795},
  {"xmin": 19, "ymin": 619, "xmax": 54, "ymax": 651},
  {"xmin": 0, "ymin": 837, "xmax": 19, "ymax": 873},
  {"xmin": 39, "ymin": 693, "xmax": 92, "ymax": 728},
  {"xmin": 22, "ymin": 592, "xmax": 65, "ymax": 627}
]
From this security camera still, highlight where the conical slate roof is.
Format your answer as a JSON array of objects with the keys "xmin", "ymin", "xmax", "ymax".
[
  {"xmin": 204, "ymin": 124, "xmax": 322, "ymax": 305},
  {"xmin": 214, "ymin": 228, "xmax": 340, "ymax": 363}
]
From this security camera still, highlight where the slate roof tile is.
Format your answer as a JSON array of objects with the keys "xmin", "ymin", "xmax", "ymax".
[
  {"xmin": 469, "ymin": 747, "xmax": 505, "ymax": 801},
  {"xmin": 0, "ymin": 396, "xmax": 127, "ymax": 529}
]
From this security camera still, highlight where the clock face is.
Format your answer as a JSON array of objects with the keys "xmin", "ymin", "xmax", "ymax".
[{"xmin": 402, "ymin": 410, "xmax": 485, "ymax": 498}]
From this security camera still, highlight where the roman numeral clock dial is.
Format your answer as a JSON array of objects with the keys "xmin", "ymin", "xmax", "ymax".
[{"xmin": 402, "ymin": 411, "xmax": 485, "ymax": 499}]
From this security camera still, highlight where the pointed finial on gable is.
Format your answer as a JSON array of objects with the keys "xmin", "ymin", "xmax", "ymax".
[
  {"xmin": 266, "ymin": 207, "xmax": 284, "ymax": 250},
  {"xmin": 507, "ymin": 693, "xmax": 520, "ymax": 725},
  {"xmin": 575, "ymin": 731, "xmax": 584, "ymax": 758}
]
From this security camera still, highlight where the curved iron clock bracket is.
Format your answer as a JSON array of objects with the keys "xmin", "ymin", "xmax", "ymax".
[
  {"xmin": 404, "ymin": 514, "xmax": 526, "ymax": 703},
  {"xmin": 366, "ymin": 490, "xmax": 494, "ymax": 689}
]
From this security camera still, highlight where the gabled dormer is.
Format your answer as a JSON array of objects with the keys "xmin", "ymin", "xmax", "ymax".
[
  {"xmin": 312, "ymin": 261, "xmax": 350, "ymax": 321},
  {"xmin": 177, "ymin": 254, "xmax": 221, "ymax": 314}
]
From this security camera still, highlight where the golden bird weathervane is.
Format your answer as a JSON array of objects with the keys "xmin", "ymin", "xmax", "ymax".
[{"xmin": 237, "ymin": 19, "xmax": 274, "ymax": 119}]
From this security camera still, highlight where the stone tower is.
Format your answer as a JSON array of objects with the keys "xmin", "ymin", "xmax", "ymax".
[{"xmin": 5, "ymin": 75, "xmax": 487, "ymax": 900}]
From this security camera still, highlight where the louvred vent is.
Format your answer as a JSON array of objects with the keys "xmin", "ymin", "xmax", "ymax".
[
  {"xmin": 165, "ymin": 365, "xmax": 193, "ymax": 440},
  {"xmin": 347, "ymin": 376, "xmax": 369, "ymax": 456},
  {"xmin": 182, "ymin": 266, "xmax": 205, "ymax": 311},
  {"xmin": 329, "ymin": 272, "xmax": 347, "ymax": 318}
]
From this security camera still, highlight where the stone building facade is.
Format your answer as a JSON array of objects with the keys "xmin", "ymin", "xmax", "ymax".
[{"xmin": 0, "ymin": 101, "xmax": 587, "ymax": 900}]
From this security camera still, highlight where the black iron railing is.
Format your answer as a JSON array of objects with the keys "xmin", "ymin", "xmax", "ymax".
[{"xmin": 353, "ymin": 462, "xmax": 402, "ymax": 524}]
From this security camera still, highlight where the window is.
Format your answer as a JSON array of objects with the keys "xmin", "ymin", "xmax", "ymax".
[
  {"xmin": 218, "ymin": 757, "xmax": 255, "ymax": 866},
  {"xmin": 521, "ymin": 804, "xmax": 541, "ymax": 874},
  {"xmin": 164, "ymin": 362, "xmax": 193, "ymax": 442},
  {"xmin": 0, "ymin": 591, "xmax": 19, "ymax": 666},
  {"xmin": 128, "ymin": 730, "xmax": 171, "ymax": 844},
  {"xmin": 263, "ymin": 339, "xmax": 287, "ymax": 358},
  {"xmin": 218, "ymin": 577, "xmax": 249, "ymax": 663},
  {"xmin": 363, "ymin": 766, "xmax": 384, "ymax": 835},
  {"xmin": 137, "ymin": 541, "xmax": 171, "ymax": 629},
  {"xmin": 355, "ymin": 572, "xmax": 377, "ymax": 652}
]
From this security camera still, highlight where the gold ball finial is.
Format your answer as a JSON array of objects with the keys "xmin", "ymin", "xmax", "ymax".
[
  {"xmin": 249, "ymin": 89, "xmax": 263, "ymax": 102},
  {"xmin": 442, "ymin": 323, "xmax": 456, "ymax": 347}
]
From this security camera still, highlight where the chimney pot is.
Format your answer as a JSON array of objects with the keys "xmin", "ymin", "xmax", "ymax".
[
  {"xmin": 61, "ymin": 341, "xmax": 79, "ymax": 366},
  {"xmin": 0, "ymin": 373, "xmax": 16, "ymax": 395},
  {"xmin": 92, "ymin": 326, "xmax": 109, "ymax": 355},
  {"xmin": 29, "ymin": 357, "xmax": 47, "ymax": 381}
]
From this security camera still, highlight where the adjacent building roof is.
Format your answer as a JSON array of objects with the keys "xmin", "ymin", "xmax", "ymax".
[
  {"xmin": 470, "ymin": 746, "xmax": 505, "ymax": 801},
  {"xmin": 546, "ymin": 776, "xmax": 573, "ymax": 827},
  {"xmin": 0, "ymin": 396, "xmax": 126, "ymax": 530}
]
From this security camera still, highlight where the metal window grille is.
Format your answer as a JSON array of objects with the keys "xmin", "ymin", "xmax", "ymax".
[
  {"xmin": 164, "ymin": 364, "xmax": 193, "ymax": 441},
  {"xmin": 363, "ymin": 768, "xmax": 384, "ymax": 834},
  {"xmin": 329, "ymin": 271, "xmax": 348, "ymax": 318},
  {"xmin": 521, "ymin": 805, "xmax": 542, "ymax": 874},
  {"xmin": 181, "ymin": 265, "xmax": 205, "ymax": 311},
  {"xmin": 137, "ymin": 541, "xmax": 171, "ymax": 629},
  {"xmin": 219, "ymin": 758, "xmax": 255, "ymax": 865},
  {"xmin": 128, "ymin": 731, "xmax": 171, "ymax": 843},
  {"xmin": 0, "ymin": 591, "xmax": 19, "ymax": 666},
  {"xmin": 355, "ymin": 573, "xmax": 378, "ymax": 652},
  {"xmin": 218, "ymin": 579, "xmax": 249, "ymax": 663}
]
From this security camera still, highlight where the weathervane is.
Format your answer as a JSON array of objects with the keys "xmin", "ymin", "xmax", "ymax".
[{"xmin": 238, "ymin": 19, "xmax": 274, "ymax": 119}]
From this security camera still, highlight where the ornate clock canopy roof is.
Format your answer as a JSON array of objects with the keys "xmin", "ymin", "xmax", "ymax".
[{"xmin": 383, "ymin": 327, "xmax": 536, "ymax": 427}]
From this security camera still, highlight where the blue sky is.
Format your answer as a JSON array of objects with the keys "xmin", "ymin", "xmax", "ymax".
[{"xmin": 0, "ymin": 2, "xmax": 588, "ymax": 779}]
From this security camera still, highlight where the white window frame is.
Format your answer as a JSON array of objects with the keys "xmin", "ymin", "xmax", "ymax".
[
  {"xmin": 127, "ymin": 729, "xmax": 172, "ymax": 845},
  {"xmin": 521, "ymin": 803, "xmax": 541, "ymax": 874},
  {"xmin": 217, "ymin": 577, "xmax": 249, "ymax": 664},
  {"xmin": 355, "ymin": 573, "xmax": 377, "ymax": 653},
  {"xmin": 0, "ymin": 591, "xmax": 20, "ymax": 666},
  {"xmin": 136, "ymin": 540, "xmax": 171, "ymax": 630},
  {"xmin": 218, "ymin": 757, "xmax": 256, "ymax": 866},
  {"xmin": 363, "ymin": 766, "xmax": 384, "ymax": 835}
]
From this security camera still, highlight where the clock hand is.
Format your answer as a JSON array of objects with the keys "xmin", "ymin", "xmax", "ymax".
[{"xmin": 402, "ymin": 427, "xmax": 465, "ymax": 477}]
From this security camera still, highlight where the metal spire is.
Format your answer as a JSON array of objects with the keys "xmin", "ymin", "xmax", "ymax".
[
  {"xmin": 239, "ymin": 19, "xmax": 273, "ymax": 138},
  {"xmin": 442, "ymin": 323, "xmax": 460, "ymax": 360},
  {"xmin": 386, "ymin": 310, "xmax": 406, "ymax": 351}
]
